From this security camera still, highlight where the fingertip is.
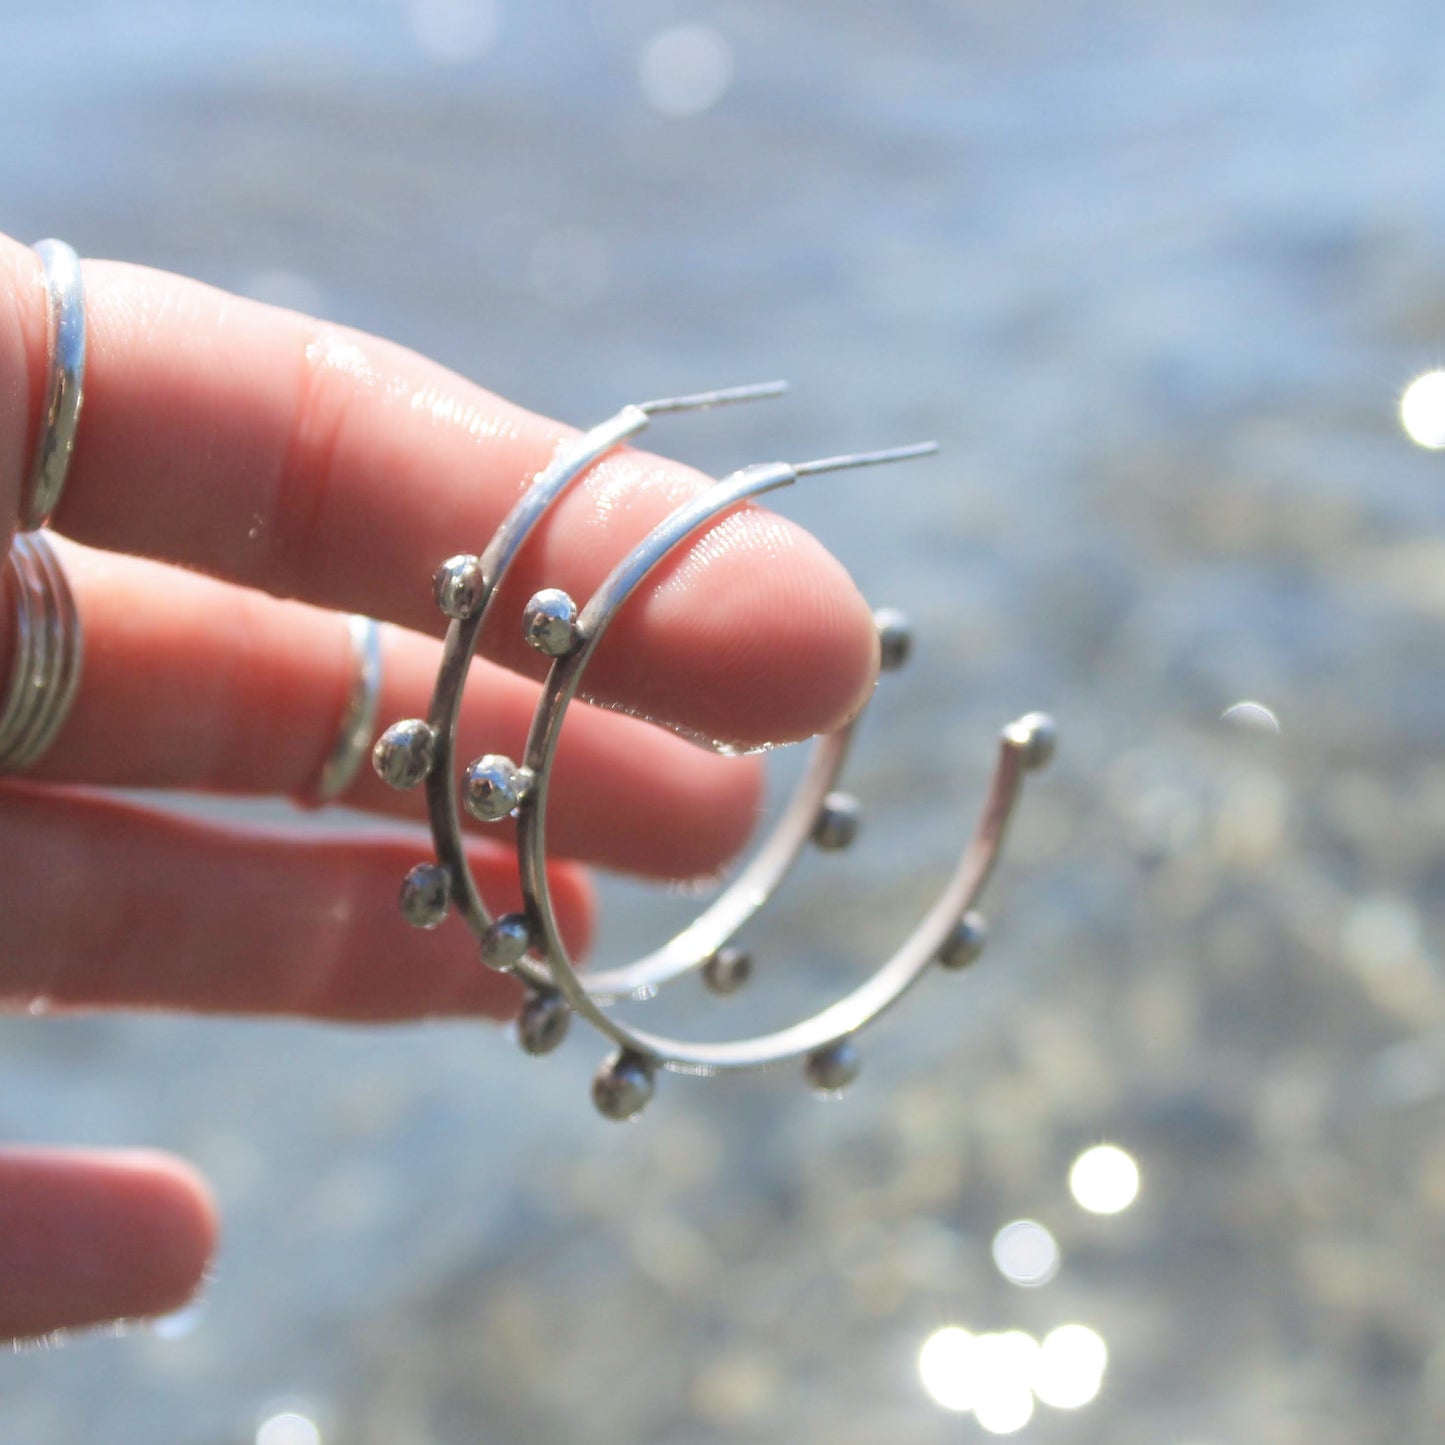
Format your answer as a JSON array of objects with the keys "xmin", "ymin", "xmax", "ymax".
[
  {"xmin": 638, "ymin": 508, "xmax": 883, "ymax": 748},
  {"xmin": 779, "ymin": 532, "xmax": 884, "ymax": 739},
  {"xmin": 104, "ymin": 1150, "xmax": 219, "ymax": 1321},
  {"xmin": 0, "ymin": 1146, "xmax": 218, "ymax": 1341}
]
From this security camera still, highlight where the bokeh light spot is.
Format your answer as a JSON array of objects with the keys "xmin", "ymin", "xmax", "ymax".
[
  {"xmin": 972, "ymin": 1332, "xmax": 1040, "ymax": 1434},
  {"xmin": 1401, "ymin": 370, "xmax": 1445, "ymax": 449},
  {"xmin": 991, "ymin": 1218, "xmax": 1060, "ymax": 1287},
  {"xmin": 1032, "ymin": 1323, "xmax": 1108, "ymax": 1408},
  {"xmin": 1069, "ymin": 1143, "xmax": 1140, "ymax": 1214},
  {"xmin": 918, "ymin": 1326, "xmax": 978, "ymax": 1412},
  {"xmin": 1220, "ymin": 700, "xmax": 1280, "ymax": 737},
  {"xmin": 255, "ymin": 1413, "xmax": 321, "ymax": 1445},
  {"xmin": 639, "ymin": 25, "xmax": 734, "ymax": 115},
  {"xmin": 920, "ymin": 1323, "xmax": 1107, "ymax": 1426},
  {"xmin": 408, "ymin": 0, "xmax": 499, "ymax": 64}
]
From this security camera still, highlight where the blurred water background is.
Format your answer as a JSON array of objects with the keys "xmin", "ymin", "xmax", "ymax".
[{"xmin": 7, "ymin": 1, "xmax": 1445, "ymax": 1440}]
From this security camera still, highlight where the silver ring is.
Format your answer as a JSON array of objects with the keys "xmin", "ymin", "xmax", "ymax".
[
  {"xmin": 22, "ymin": 240, "xmax": 87, "ymax": 533},
  {"xmin": 0, "ymin": 531, "xmax": 84, "ymax": 771},
  {"xmin": 309, "ymin": 615, "xmax": 383, "ymax": 804}
]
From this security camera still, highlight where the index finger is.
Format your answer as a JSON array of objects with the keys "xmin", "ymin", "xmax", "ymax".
[{"xmin": 0, "ymin": 238, "xmax": 882, "ymax": 748}]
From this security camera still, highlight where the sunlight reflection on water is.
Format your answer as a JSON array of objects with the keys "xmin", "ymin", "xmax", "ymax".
[
  {"xmin": 1401, "ymin": 369, "xmax": 1445, "ymax": 449},
  {"xmin": 918, "ymin": 1322, "xmax": 1107, "ymax": 1430},
  {"xmin": 1069, "ymin": 1143, "xmax": 1141, "ymax": 1214},
  {"xmin": 638, "ymin": 25, "xmax": 734, "ymax": 116}
]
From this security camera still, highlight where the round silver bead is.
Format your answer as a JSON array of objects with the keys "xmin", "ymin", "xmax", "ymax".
[
  {"xmin": 591, "ymin": 1050, "xmax": 656, "ymax": 1121},
  {"xmin": 812, "ymin": 792, "xmax": 861, "ymax": 851},
  {"xmin": 805, "ymin": 1040, "xmax": 861, "ymax": 1094},
  {"xmin": 702, "ymin": 946, "xmax": 752, "ymax": 997},
  {"xmin": 1005, "ymin": 711, "xmax": 1057, "ymax": 772},
  {"xmin": 522, "ymin": 589, "xmax": 580, "ymax": 657},
  {"xmin": 480, "ymin": 912, "xmax": 532, "ymax": 970},
  {"xmin": 516, "ymin": 990, "xmax": 571, "ymax": 1056},
  {"xmin": 938, "ymin": 910, "xmax": 988, "ymax": 970},
  {"xmin": 372, "ymin": 718, "xmax": 437, "ymax": 790},
  {"xmin": 874, "ymin": 607, "xmax": 913, "ymax": 672},
  {"xmin": 433, "ymin": 554, "xmax": 486, "ymax": 620},
  {"xmin": 463, "ymin": 754, "xmax": 529, "ymax": 822},
  {"xmin": 399, "ymin": 862, "xmax": 450, "ymax": 929}
]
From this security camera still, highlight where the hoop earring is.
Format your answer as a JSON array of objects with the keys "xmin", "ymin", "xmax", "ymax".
[{"xmin": 374, "ymin": 389, "xmax": 1055, "ymax": 1117}]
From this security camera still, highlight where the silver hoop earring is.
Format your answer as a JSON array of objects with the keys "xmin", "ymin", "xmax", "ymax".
[{"xmin": 374, "ymin": 388, "xmax": 1055, "ymax": 1117}]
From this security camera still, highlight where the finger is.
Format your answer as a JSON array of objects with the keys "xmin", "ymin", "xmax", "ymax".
[
  {"xmin": 0, "ymin": 783, "xmax": 592, "ymax": 1021},
  {"xmin": 0, "ymin": 239, "xmax": 881, "ymax": 748},
  {"xmin": 17, "ymin": 540, "xmax": 762, "ymax": 880},
  {"xmin": 0, "ymin": 1147, "xmax": 215, "ymax": 1343}
]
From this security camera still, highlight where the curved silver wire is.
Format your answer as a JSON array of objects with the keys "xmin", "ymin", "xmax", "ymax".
[
  {"xmin": 506, "ymin": 445, "xmax": 1049, "ymax": 1086},
  {"xmin": 497, "ymin": 467, "xmax": 923, "ymax": 1008},
  {"xmin": 23, "ymin": 240, "xmax": 86, "ymax": 533},
  {"xmin": 529, "ymin": 718, "xmax": 1039, "ymax": 1075},
  {"xmin": 409, "ymin": 384, "xmax": 788, "ymax": 946}
]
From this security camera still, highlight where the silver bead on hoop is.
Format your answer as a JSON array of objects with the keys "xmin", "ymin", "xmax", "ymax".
[
  {"xmin": 399, "ymin": 862, "xmax": 450, "ymax": 929},
  {"xmin": 873, "ymin": 607, "xmax": 913, "ymax": 673},
  {"xmin": 701, "ymin": 945, "xmax": 753, "ymax": 997},
  {"xmin": 23, "ymin": 240, "xmax": 87, "ymax": 533},
  {"xmin": 592, "ymin": 1051, "xmax": 656, "ymax": 1122},
  {"xmin": 811, "ymin": 791, "xmax": 861, "ymax": 851},
  {"xmin": 372, "ymin": 717, "xmax": 436, "ymax": 790},
  {"xmin": 433, "ymin": 555, "xmax": 486, "ymax": 620},
  {"xmin": 937, "ymin": 910, "xmax": 988, "ymax": 970},
  {"xmin": 805, "ymin": 1039, "xmax": 862, "ymax": 1094},
  {"xmin": 522, "ymin": 588, "xmax": 580, "ymax": 657},
  {"xmin": 516, "ymin": 989, "xmax": 571, "ymax": 1055},
  {"xmin": 463, "ymin": 754, "xmax": 531, "ymax": 822}
]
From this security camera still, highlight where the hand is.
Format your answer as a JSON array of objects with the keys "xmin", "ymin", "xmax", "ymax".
[{"xmin": 0, "ymin": 235, "xmax": 881, "ymax": 1341}]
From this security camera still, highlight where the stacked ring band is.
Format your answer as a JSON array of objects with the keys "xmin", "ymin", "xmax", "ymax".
[
  {"xmin": 4, "ymin": 240, "xmax": 389, "ymax": 793},
  {"xmin": 374, "ymin": 386, "xmax": 1057, "ymax": 1119},
  {"xmin": 307, "ymin": 614, "xmax": 384, "ymax": 805},
  {"xmin": 0, "ymin": 531, "xmax": 83, "ymax": 770},
  {"xmin": 1, "ymin": 240, "xmax": 88, "ymax": 773}
]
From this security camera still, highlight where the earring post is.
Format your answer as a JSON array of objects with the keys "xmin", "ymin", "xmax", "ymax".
[
  {"xmin": 792, "ymin": 441, "xmax": 939, "ymax": 477},
  {"xmin": 637, "ymin": 380, "xmax": 788, "ymax": 415}
]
